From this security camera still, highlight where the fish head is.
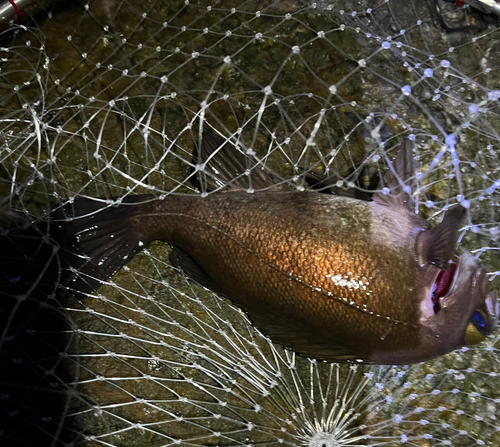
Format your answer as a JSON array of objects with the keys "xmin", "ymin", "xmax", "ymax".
[
  {"xmin": 370, "ymin": 139, "xmax": 497, "ymax": 364},
  {"xmin": 417, "ymin": 250, "xmax": 498, "ymax": 357}
]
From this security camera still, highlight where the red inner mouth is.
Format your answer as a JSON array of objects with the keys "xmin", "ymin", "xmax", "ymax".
[{"xmin": 432, "ymin": 263, "xmax": 457, "ymax": 314}]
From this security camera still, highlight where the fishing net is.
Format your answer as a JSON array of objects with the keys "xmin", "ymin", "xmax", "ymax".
[{"xmin": 1, "ymin": 0, "xmax": 499, "ymax": 446}]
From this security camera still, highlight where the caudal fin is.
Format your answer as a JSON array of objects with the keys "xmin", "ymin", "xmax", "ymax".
[{"xmin": 50, "ymin": 195, "xmax": 153, "ymax": 299}]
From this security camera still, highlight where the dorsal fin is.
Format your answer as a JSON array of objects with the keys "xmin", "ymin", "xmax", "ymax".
[
  {"xmin": 373, "ymin": 139, "xmax": 415, "ymax": 208},
  {"xmin": 415, "ymin": 206, "xmax": 466, "ymax": 269},
  {"xmin": 191, "ymin": 130, "xmax": 275, "ymax": 192},
  {"xmin": 303, "ymin": 169, "xmax": 373, "ymax": 201}
]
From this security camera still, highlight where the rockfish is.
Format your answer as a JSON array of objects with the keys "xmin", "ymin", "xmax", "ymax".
[{"xmin": 52, "ymin": 131, "xmax": 498, "ymax": 364}]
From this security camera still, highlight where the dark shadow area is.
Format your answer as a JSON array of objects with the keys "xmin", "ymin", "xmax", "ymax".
[{"xmin": 0, "ymin": 213, "xmax": 76, "ymax": 447}]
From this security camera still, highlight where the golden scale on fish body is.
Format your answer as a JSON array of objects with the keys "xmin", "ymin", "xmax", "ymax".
[{"xmin": 1, "ymin": 1, "xmax": 500, "ymax": 447}]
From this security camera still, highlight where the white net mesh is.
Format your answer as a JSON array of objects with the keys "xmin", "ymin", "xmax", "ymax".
[{"xmin": 1, "ymin": 0, "xmax": 500, "ymax": 446}]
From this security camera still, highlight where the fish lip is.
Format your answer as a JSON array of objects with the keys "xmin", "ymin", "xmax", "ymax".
[
  {"xmin": 485, "ymin": 288, "xmax": 499, "ymax": 333},
  {"xmin": 440, "ymin": 259, "xmax": 460, "ymax": 304},
  {"xmin": 440, "ymin": 251, "xmax": 478, "ymax": 309},
  {"xmin": 442, "ymin": 251, "xmax": 499, "ymax": 334}
]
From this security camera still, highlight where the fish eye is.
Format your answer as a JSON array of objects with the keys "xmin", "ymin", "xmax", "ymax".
[
  {"xmin": 465, "ymin": 310, "xmax": 489, "ymax": 345},
  {"xmin": 472, "ymin": 311, "xmax": 486, "ymax": 330},
  {"xmin": 431, "ymin": 263, "xmax": 457, "ymax": 314}
]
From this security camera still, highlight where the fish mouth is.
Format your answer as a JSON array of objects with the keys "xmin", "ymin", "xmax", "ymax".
[
  {"xmin": 442, "ymin": 251, "xmax": 499, "ymax": 335},
  {"xmin": 430, "ymin": 262, "xmax": 457, "ymax": 314},
  {"xmin": 420, "ymin": 251, "xmax": 497, "ymax": 323},
  {"xmin": 420, "ymin": 257, "xmax": 461, "ymax": 320},
  {"xmin": 441, "ymin": 250, "xmax": 488, "ymax": 305}
]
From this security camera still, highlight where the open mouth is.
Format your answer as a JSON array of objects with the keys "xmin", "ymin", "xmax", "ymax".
[
  {"xmin": 431, "ymin": 263, "xmax": 457, "ymax": 314},
  {"xmin": 420, "ymin": 261, "xmax": 459, "ymax": 320}
]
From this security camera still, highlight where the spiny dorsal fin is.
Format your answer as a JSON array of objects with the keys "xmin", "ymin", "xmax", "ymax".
[
  {"xmin": 373, "ymin": 139, "xmax": 415, "ymax": 208},
  {"xmin": 191, "ymin": 130, "xmax": 275, "ymax": 192},
  {"xmin": 303, "ymin": 169, "xmax": 373, "ymax": 201},
  {"xmin": 415, "ymin": 206, "xmax": 466, "ymax": 269}
]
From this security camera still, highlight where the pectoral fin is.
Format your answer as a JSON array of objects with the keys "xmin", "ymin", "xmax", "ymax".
[
  {"xmin": 415, "ymin": 205, "xmax": 466, "ymax": 269},
  {"xmin": 373, "ymin": 139, "xmax": 415, "ymax": 208}
]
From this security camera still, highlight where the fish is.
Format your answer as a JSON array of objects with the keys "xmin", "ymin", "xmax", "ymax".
[{"xmin": 50, "ymin": 130, "xmax": 499, "ymax": 365}]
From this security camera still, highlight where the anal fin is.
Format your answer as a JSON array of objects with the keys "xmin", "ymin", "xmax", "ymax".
[{"xmin": 249, "ymin": 312, "xmax": 367, "ymax": 362}]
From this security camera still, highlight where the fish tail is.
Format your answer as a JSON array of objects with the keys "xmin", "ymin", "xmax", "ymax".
[{"xmin": 50, "ymin": 195, "xmax": 154, "ymax": 298}]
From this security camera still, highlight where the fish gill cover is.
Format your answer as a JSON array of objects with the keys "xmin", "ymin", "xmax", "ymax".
[{"xmin": 0, "ymin": 0, "xmax": 499, "ymax": 446}]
